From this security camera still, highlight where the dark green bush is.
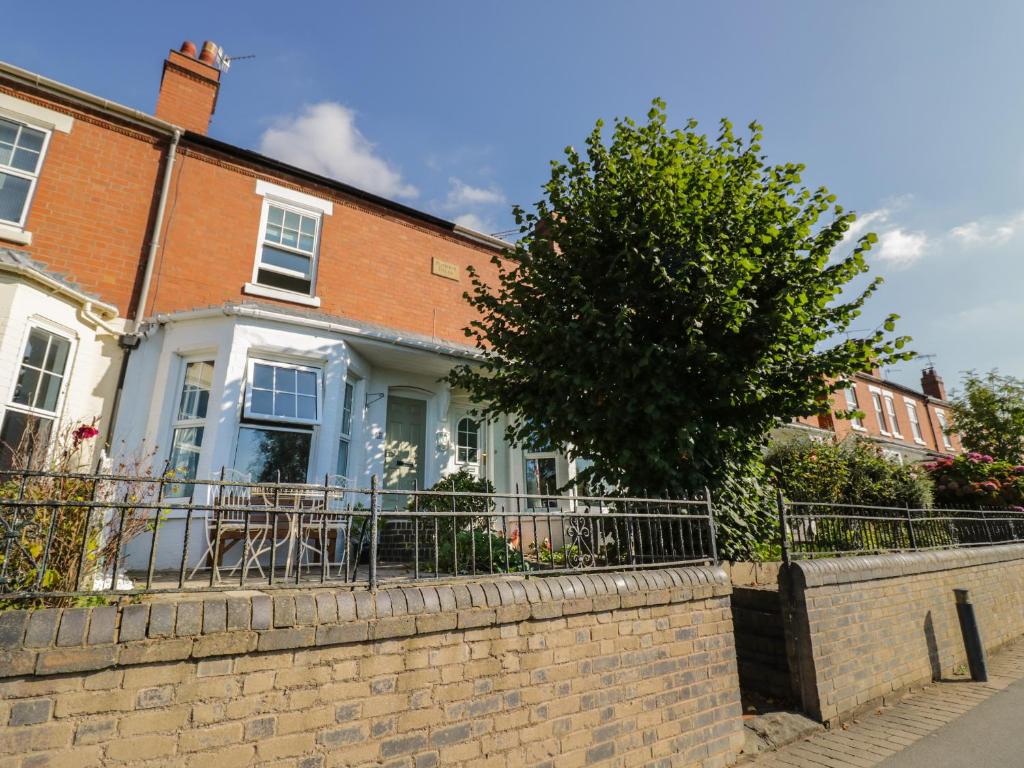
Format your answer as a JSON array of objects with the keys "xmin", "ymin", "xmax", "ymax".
[{"xmin": 409, "ymin": 470, "xmax": 527, "ymax": 574}]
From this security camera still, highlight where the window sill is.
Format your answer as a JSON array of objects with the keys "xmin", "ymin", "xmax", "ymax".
[
  {"xmin": 243, "ymin": 282, "xmax": 321, "ymax": 308},
  {"xmin": 914, "ymin": 438, "xmax": 927, "ymax": 446},
  {"xmin": 0, "ymin": 224, "xmax": 32, "ymax": 246},
  {"xmin": 851, "ymin": 424, "xmax": 867, "ymax": 432}
]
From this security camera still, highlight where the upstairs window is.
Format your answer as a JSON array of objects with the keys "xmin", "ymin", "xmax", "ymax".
[
  {"xmin": 0, "ymin": 117, "xmax": 49, "ymax": 227},
  {"xmin": 936, "ymin": 410, "xmax": 954, "ymax": 450},
  {"xmin": 883, "ymin": 394, "xmax": 902, "ymax": 437},
  {"xmin": 253, "ymin": 202, "xmax": 320, "ymax": 296},
  {"xmin": 905, "ymin": 401, "xmax": 925, "ymax": 443},
  {"xmin": 243, "ymin": 359, "xmax": 322, "ymax": 425},
  {"xmin": 456, "ymin": 417, "xmax": 480, "ymax": 464},
  {"xmin": 844, "ymin": 386, "xmax": 864, "ymax": 429},
  {"xmin": 871, "ymin": 392, "xmax": 889, "ymax": 434}
]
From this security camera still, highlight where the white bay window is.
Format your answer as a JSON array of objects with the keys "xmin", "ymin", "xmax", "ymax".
[{"xmin": 166, "ymin": 360, "xmax": 214, "ymax": 498}]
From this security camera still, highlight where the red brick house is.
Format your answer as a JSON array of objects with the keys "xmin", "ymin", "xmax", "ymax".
[{"xmin": 784, "ymin": 366, "xmax": 961, "ymax": 462}]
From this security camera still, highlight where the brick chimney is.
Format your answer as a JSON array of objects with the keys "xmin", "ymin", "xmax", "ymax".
[
  {"xmin": 921, "ymin": 367, "xmax": 947, "ymax": 400},
  {"xmin": 155, "ymin": 40, "xmax": 221, "ymax": 134}
]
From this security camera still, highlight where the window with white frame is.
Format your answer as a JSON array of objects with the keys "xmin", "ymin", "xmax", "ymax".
[
  {"xmin": 871, "ymin": 391, "xmax": 889, "ymax": 434},
  {"xmin": 936, "ymin": 409, "xmax": 954, "ymax": 450},
  {"xmin": 905, "ymin": 401, "xmax": 925, "ymax": 443},
  {"xmin": 253, "ymin": 202, "xmax": 320, "ymax": 295},
  {"xmin": 336, "ymin": 380, "xmax": 355, "ymax": 478},
  {"xmin": 243, "ymin": 359, "xmax": 322, "ymax": 424},
  {"xmin": 234, "ymin": 359, "xmax": 322, "ymax": 484},
  {"xmin": 0, "ymin": 117, "xmax": 49, "ymax": 228},
  {"xmin": 883, "ymin": 394, "xmax": 902, "ymax": 437},
  {"xmin": 0, "ymin": 326, "xmax": 71, "ymax": 470},
  {"xmin": 166, "ymin": 360, "xmax": 214, "ymax": 498},
  {"xmin": 844, "ymin": 386, "xmax": 865, "ymax": 429},
  {"xmin": 456, "ymin": 417, "xmax": 480, "ymax": 464}
]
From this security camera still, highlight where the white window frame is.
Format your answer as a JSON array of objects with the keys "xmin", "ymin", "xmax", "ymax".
[
  {"xmin": 844, "ymin": 386, "xmax": 866, "ymax": 431},
  {"xmin": 234, "ymin": 422, "xmax": 315, "ymax": 484},
  {"xmin": 1, "ymin": 322, "xmax": 76, "ymax": 469},
  {"xmin": 883, "ymin": 393, "xmax": 902, "ymax": 438},
  {"xmin": 904, "ymin": 399, "xmax": 925, "ymax": 445},
  {"xmin": 250, "ymin": 199, "xmax": 320, "ymax": 294},
  {"xmin": 336, "ymin": 379, "xmax": 356, "ymax": 478},
  {"xmin": 243, "ymin": 358, "xmax": 323, "ymax": 426},
  {"xmin": 869, "ymin": 387, "xmax": 890, "ymax": 436},
  {"xmin": 455, "ymin": 416, "xmax": 481, "ymax": 466},
  {"xmin": 0, "ymin": 116, "xmax": 52, "ymax": 231},
  {"xmin": 164, "ymin": 358, "xmax": 215, "ymax": 499},
  {"xmin": 244, "ymin": 181, "xmax": 333, "ymax": 307},
  {"xmin": 935, "ymin": 408, "xmax": 954, "ymax": 450},
  {"xmin": 6, "ymin": 321, "xmax": 75, "ymax": 420}
]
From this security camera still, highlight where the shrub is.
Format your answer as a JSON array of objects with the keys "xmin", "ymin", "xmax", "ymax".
[
  {"xmin": 766, "ymin": 437, "xmax": 934, "ymax": 508},
  {"xmin": 0, "ymin": 421, "xmax": 164, "ymax": 608},
  {"xmin": 408, "ymin": 470, "xmax": 527, "ymax": 574},
  {"xmin": 925, "ymin": 452, "xmax": 1024, "ymax": 509}
]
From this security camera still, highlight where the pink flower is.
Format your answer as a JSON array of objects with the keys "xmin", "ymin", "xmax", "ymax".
[{"xmin": 72, "ymin": 424, "xmax": 99, "ymax": 446}]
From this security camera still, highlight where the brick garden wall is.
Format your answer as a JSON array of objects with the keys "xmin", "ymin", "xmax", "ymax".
[
  {"xmin": 781, "ymin": 545, "xmax": 1024, "ymax": 723},
  {"xmin": 0, "ymin": 568, "xmax": 744, "ymax": 768}
]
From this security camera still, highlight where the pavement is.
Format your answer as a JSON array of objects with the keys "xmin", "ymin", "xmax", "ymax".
[{"xmin": 744, "ymin": 639, "xmax": 1024, "ymax": 768}]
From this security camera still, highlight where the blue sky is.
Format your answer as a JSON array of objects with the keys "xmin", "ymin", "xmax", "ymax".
[{"xmin": 7, "ymin": 1, "xmax": 1024, "ymax": 392}]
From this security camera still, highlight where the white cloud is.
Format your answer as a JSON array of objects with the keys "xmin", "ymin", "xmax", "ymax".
[
  {"xmin": 949, "ymin": 210, "xmax": 1024, "ymax": 246},
  {"xmin": 452, "ymin": 212, "xmax": 492, "ymax": 232},
  {"xmin": 259, "ymin": 102, "xmax": 418, "ymax": 199},
  {"xmin": 874, "ymin": 228, "xmax": 927, "ymax": 267},
  {"xmin": 840, "ymin": 208, "xmax": 891, "ymax": 247},
  {"xmin": 836, "ymin": 200, "xmax": 927, "ymax": 267},
  {"xmin": 444, "ymin": 177, "xmax": 505, "ymax": 209}
]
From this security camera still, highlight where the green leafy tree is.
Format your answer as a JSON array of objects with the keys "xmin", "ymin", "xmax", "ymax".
[
  {"xmin": 951, "ymin": 370, "xmax": 1024, "ymax": 463},
  {"xmin": 448, "ymin": 101, "xmax": 911, "ymax": 556}
]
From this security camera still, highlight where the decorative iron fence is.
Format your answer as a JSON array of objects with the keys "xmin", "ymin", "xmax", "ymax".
[
  {"xmin": 0, "ymin": 470, "xmax": 717, "ymax": 602},
  {"xmin": 776, "ymin": 490, "xmax": 1024, "ymax": 562}
]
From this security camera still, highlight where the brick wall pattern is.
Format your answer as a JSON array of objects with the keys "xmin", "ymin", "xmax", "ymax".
[
  {"xmin": 781, "ymin": 545, "xmax": 1024, "ymax": 723},
  {"xmin": 0, "ymin": 568, "xmax": 744, "ymax": 768}
]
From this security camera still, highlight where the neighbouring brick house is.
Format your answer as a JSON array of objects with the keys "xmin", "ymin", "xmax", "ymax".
[{"xmin": 781, "ymin": 366, "xmax": 962, "ymax": 462}]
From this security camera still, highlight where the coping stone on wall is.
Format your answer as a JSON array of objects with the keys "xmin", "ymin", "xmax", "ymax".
[
  {"xmin": 0, "ymin": 566, "xmax": 730, "ymax": 679},
  {"xmin": 790, "ymin": 544, "xmax": 1024, "ymax": 589}
]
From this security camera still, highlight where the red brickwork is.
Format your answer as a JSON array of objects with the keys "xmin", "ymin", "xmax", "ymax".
[
  {"xmin": 147, "ymin": 149, "xmax": 506, "ymax": 345},
  {"xmin": 153, "ymin": 50, "xmax": 220, "ymax": 135},
  {"xmin": 0, "ymin": 85, "xmax": 165, "ymax": 314},
  {"xmin": 793, "ymin": 371, "xmax": 961, "ymax": 455}
]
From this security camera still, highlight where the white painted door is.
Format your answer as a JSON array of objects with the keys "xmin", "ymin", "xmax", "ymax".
[{"xmin": 383, "ymin": 396, "xmax": 427, "ymax": 508}]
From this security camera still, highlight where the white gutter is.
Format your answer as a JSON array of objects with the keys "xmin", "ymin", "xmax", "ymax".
[
  {"xmin": 452, "ymin": 224, "xmax": 513, "ymax": 251},
  {"xmin": 151, "ymin": 304, "xmax": 482, "ymax": 361},
  {"xmin": 81, "ymin": 302, "xmax": 121, "ymax": 336},
  {"xmin": 131, "ymin": 128, "xmax": 181, "ymax": 332},
  {"xmin": 0, "ymin": 260, "xmax": 119, "ymax": 331},
  {"xmin": 0, "ymin": 60, "xmax": 178, "ymax": 135}
]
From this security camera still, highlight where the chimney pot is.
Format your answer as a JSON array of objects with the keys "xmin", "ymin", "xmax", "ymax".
[
  {"xmin": 180, "ymin": 40, "xmax": 197, "ymax": 58},
  {"xmin": 199, "ymin": 41, "xmax": 218, "ymax": 65}
]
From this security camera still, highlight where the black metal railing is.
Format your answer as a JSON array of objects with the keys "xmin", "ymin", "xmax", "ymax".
[
  {"xmin": 0, "ymin": 470, "xmax": 717, "ymax": 602},
  {"xmin": 776, "ymin": 490, "xmax": 1024, "ymax": 562}
]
